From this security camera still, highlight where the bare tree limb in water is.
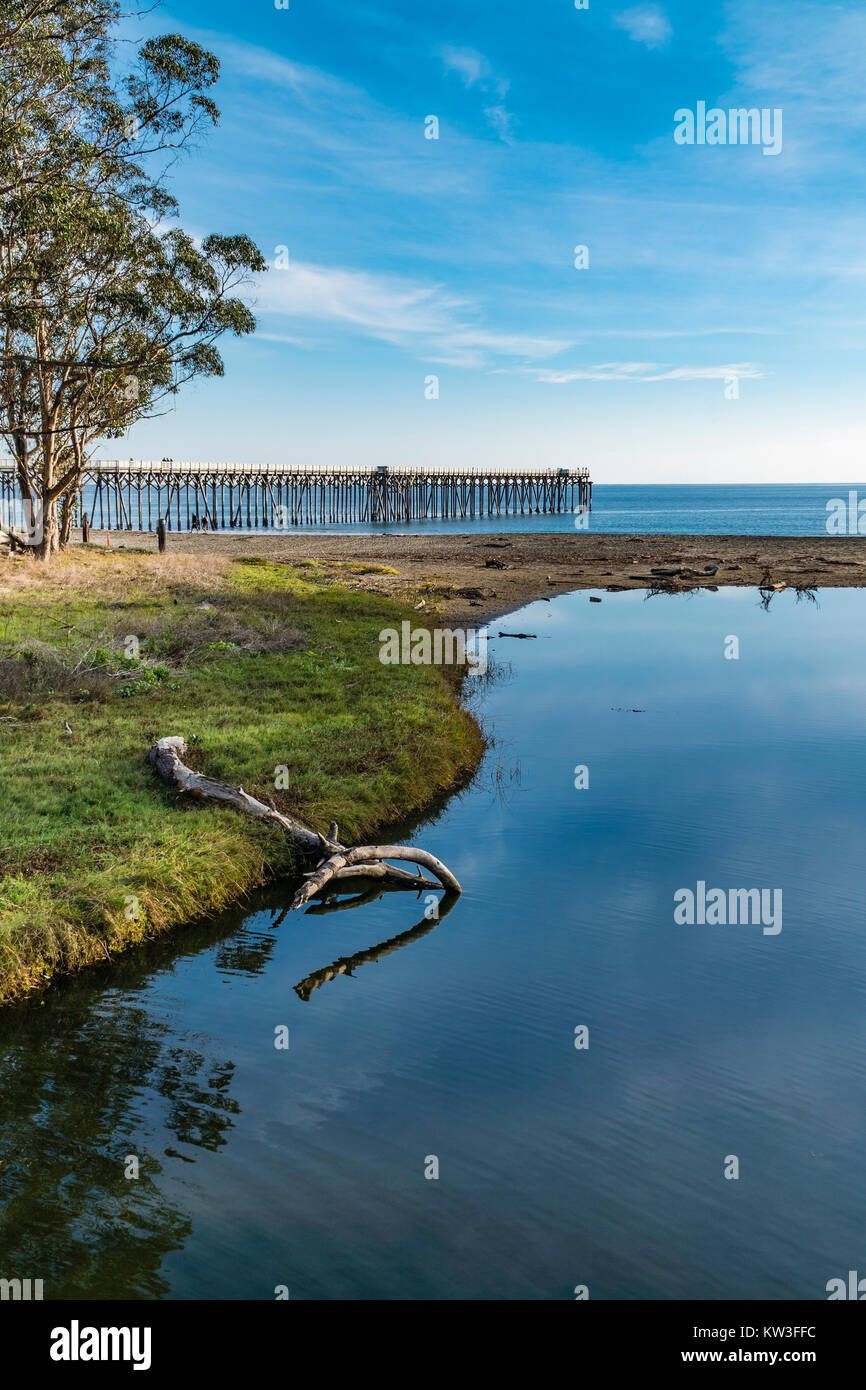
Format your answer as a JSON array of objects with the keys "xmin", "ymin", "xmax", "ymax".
[{"xmin": 148, "ymin": 736, "xmax": 462, "ymax": 907}]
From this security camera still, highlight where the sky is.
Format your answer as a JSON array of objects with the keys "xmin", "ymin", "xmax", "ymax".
[{"xmin": 113, "ymin": 0, "xmax": 866, "ymax": 482}]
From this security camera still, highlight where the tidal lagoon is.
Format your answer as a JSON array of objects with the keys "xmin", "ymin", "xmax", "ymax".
[{"xmin": 1, "ymin": 586, "xmax": 862, "ymax": 1300}]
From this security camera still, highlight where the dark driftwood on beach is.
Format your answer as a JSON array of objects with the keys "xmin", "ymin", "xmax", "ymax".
[{"xmin": 148, "ymin": 736, "xmax": 461, "ymax": 909}]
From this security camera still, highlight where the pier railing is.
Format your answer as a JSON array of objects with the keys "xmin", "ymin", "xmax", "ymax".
[{"xmin": 0, "ymin": 461, "xmax": 592, "ymax": 532}]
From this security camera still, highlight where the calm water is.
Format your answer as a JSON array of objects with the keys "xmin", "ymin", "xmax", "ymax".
[
  {"xmin": 313, "ymin": 482, "xmax": 865, "ymax": 538},
  {"xmin": 1, "ymin": 586, "xmax": 865, "ymax": 1300},
  {"xmin": 77, "ymin": 480, "xmax": 866, "ymax": 538}
]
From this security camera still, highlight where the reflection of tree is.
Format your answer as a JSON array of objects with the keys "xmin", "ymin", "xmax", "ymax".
[
  {"xmin": 759, "ymin": 582, "xmax": 818, "ymax": 611},
  {"xmin": 0, "ymin": 946, "xmax": 240, "ymax": 1299},
  {"xmin": 212, "ymin": 927, "xmax": 279, "ymax": 978},
  {"xmin": 156, "ymin": 1049, "xmax": 238, "ymax": 1151},
  {"xmin": 294, "ymin": 890, "xmax": 460, "ymax": 1002},
  {"xmin": 0, "ymin": 869, "xmax": 464, "ymax": 1296}
]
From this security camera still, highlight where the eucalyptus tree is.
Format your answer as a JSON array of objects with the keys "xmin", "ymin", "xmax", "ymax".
[
  {"xmin": 0, "ymin": 1, "xmax": 265, "ymax": 557},
  {"xmin": 2, "ymin": 200, "xmax": 265, "ymax": 554},
  {"xmin": 0, "ymin": 0, "xmax": 112, "ymax": 51}
]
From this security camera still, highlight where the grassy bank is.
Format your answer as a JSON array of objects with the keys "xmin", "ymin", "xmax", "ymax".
[{"xmin": 0, "ymin": 549, "xmax": 483, "ymax": 1004}]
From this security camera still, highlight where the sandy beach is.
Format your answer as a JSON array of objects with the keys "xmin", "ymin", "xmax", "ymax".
[{"xmin": 91, "ymin": 530, "xmax": 866, "ymax": 624}]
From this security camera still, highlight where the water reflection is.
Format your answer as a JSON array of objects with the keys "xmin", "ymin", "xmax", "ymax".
[
  {"xmin": 0, "ymin": 971, "xmax": 239, "ymax": 1298},
  {"xmin": 294, "ymin": 891, "xmax": 460, "ymax": 1001},
  {"xmin": 0, "ymin": 844, "xmax": 460, "ymax": 1298}
]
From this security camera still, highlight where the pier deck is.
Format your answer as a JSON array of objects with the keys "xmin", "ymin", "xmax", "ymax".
[{"xmin": 0, "ymin": 461, "xmax": 591, "ymax": 532}]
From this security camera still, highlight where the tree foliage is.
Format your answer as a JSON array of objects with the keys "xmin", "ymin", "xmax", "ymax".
[{"xmin": 0, "ymin": 0, "xmax": 266, "ymax": 556}]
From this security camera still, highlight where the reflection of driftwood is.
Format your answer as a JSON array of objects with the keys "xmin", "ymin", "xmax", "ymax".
[
  {"xmin": 306, "ymin": 882, "xmax": 387, "ymax": 915},
  {"xmin": 294, "ymin": 892, "xmax": 461, "ymax": 1001},
  {"xmin": 148, "ymin": 736, "xmax": 461, "ymax": 909}
]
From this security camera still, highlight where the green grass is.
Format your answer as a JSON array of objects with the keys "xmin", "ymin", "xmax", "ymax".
[{"xmin": 0, "ymin": 549, "xmax": 483, "ymax": 1003}]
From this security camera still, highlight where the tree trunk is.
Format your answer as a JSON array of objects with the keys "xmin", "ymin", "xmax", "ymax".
[
  {"xmin": 59, "ymin": 491, "xmax": 75, "ymax": 549},
  {"xmin": 34, "ymin": 496, "xmax": 59, "ymax": 560}
]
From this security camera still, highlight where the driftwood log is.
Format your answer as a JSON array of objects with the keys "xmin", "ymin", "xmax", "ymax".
[
  {"xmin": 148, "ymin": 736, "xmax": 461, "ymax": 910},
  {"xmin": 0, "ymin": 526, "xmax": 29, "ymax": 554}
]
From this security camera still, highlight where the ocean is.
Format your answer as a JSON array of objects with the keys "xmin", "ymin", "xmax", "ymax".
[{"xmin": 71, "ymin": 480, "xmax": 866, "ymax": 539}]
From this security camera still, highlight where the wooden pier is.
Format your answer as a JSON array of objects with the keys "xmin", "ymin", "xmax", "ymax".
[{"xmin": 0, "ymin": 461, "xmax": 591, "ymax": 532}]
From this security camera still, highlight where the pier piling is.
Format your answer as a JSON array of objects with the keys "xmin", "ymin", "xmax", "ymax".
[{"xmin": 0, "ymin": 461, "xmax": 591, "ymax": 534}]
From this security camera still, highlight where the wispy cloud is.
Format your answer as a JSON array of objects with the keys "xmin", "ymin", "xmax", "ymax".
[
  {"xmin": 580, "ymin": 327, "xmax": 776, "ymax": 340},
  {"xmin": 526, "ymin": 361, "xmax": 766, "ymax": 384},
  {"xmin": 440, "ymin": 45, "xmax": 489, "ymax": 89},
  {"xmin": 613, "ymin": 5, "xmax": 673, "ymax": 49},
  {"xmin": 439, "ymin": 44, "xmax": 515, "ymax": 142},
  {"xmin": 255, "ymin": 260, "xmax": 570, "ymax": 367},
  {"xmin": 211, "ymin": 37, "xmax": 357, "ymax": 104},
  {"xmin": 720, "ymin": 0, "xmax": 866, "ymax": 111},
  {"xmin": 428, "ymin": 329, "xmax": 572, "ymax": 369},
  {"xmin": 172, "ymin": 26, "xmax": 484, "ymax": 204},
  {"xmin": 711, "ymin": 1, "xmax": 866, "ymax": 179},
  {"xmin": 257, "ymin": 261, "xmax": 464, "ymax": 339}
]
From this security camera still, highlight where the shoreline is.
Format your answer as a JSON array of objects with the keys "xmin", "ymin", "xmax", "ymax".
[
  {"xmin": 5, "ymin": 529, "xmax": 864, "ymax": 1001},
  {"xmin": 89, "ymin": 530, "xmax": 866, "ymax": 624}
]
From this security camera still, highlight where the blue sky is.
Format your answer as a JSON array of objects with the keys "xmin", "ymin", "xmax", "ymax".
[{"xmin": 116, "ymin": 0, "xmax": 866, "ymax": 481}]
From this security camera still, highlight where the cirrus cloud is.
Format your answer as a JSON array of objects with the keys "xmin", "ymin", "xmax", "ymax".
[
  {"xmin": 255, "ymin": 259, "xmax": 571, "ymax": 367},
  {"xmin": 439, "ymin": 44, "xmax": 515, "ymax": 142},
  {"xmin": 613, "ymin": 5, "xmax": 673, "ymax": 49},
  {"xmin": 526, "ymin": 361, "xmax": 766, "ymax": 383}
]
